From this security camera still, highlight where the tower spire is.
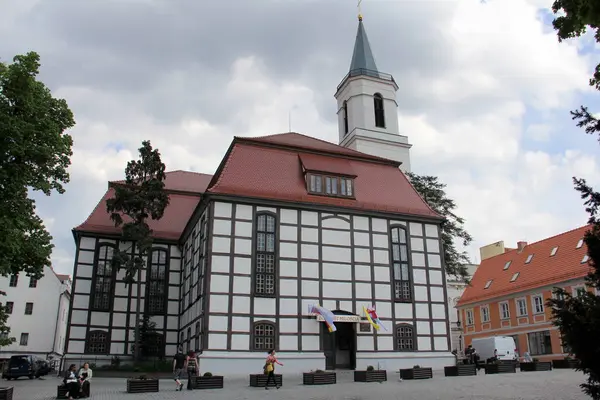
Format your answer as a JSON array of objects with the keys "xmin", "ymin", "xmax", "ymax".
[{"xmin": 349, "ymin": 8, "xmax": 378, "ymax": 73}]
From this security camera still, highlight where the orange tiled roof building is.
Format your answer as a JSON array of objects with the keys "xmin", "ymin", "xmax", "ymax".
[{"xmin": 456, "ymin": 225, "xmax": 592, "ymax": 360}]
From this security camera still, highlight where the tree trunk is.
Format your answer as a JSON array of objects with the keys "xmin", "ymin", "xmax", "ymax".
[{"xmin": 134, "ymin": 267, "xmax": 142, "ymax": 363}]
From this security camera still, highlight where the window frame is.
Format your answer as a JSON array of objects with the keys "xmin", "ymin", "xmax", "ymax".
[
  {"xmin": 85, "ymin": 330, "xmax": 110, "ymax": 354},
  {"xmin": 24, "ymin": 302, "xmax": 33, "ymax": 315},
  {"xmin": 531, "ymin": 294, "xmax": 544, "ymax": 314},
  {"xmin": 393, "ymin": 323, "xmax": 416, "ymax": 352},
  {"xmin": 572, "ymin": 285, "xmax": 586, "ymax": 298},
  {"xmin": 19, "ymin": 333, "xmax": 28, "ymax": 346},
  {"xmin": 373, "ymin": 92, "xmax": 386, "ymax": 128},
  {"xmin": 499, "ymin": 301, "xmax": 510, "ymax": 320},
  {"xmin": 516, "ymin": 297, "xmax": 528, "ymax": 316},
  {"xmin": 90, "ymin": 243, "xmax": 117, "ymax": 312},
  {"xmin": 4, "ymin": 302, "xmax": 13, "ymax": 315},
  {"xmin": 145, "ymin": 247, "xmax": 169, "ymax": 315},
  {"xmin": 343, "ymin": 100, "xmax": 349, "ymax": 134},
  {"xmin": 252, "ymin": 212, "xmax": 278, "ymax": 298},
  {"xmin": 197, "ymin": 216, "xmax": 207, "ymax": 302},
  {"xmin": 29, "ymin": 277, "xmax": 37, "ymax": 288},
  {"xmin": 194, "ymin": 322, "xmax": 201, "ymax": 352},
  {"xmin": 465, "ymin": 309, "xmax": 474, "ymax": 326},
  {"xmin": 527, "ymin": 330, "xmax": 552, "ymax": 355},
  {"xmin": 480, "ymin": 305, "xmax": 490, "ymax": 323},
  {"xmin": 389, "ymin": 225, "xmax": 412, "ymax": 303},
  {"xmin": 251, "ymin": 320, "xmax": 277, "ymax": 351},
  {"xmin": 9, "ymin": 275, "xmax": 18, "ymax": 287},
  {"xmin": 306, "ymin": 173, "xmax": 355, "ymax": 198}
]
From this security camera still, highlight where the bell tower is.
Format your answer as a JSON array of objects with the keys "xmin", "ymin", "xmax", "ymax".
[{"xmin": 335, "ymin": 14, "xmax": 412, "ymax": 172}]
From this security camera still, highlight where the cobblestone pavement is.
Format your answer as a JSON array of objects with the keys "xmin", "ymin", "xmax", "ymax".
[{"xmin": 7, "ymin": 369, "xmax": 590, "ymax": 400}]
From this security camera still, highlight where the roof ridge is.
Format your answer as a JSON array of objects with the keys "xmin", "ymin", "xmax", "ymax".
[
  {"xmin": 208, "ymin": 144, "xmax": 238, "ymax": 192},
  {"xmin": 74, "ymin": 188, "xmax": 113, "ymax": 231}
]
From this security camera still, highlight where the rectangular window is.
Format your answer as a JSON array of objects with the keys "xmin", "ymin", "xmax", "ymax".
[
  {"xmin": 577, "ymin": 239, "xmax": 584, "ymax": 249},
  {"xmin": 573, "ymin": 286, "xmax": 586, "ymax": 298},
  {"xmin": 92, "ymin": 244, "xmax": 115, "ymax": 311},
  {"xmin": 325, "ymin": 177, "xmax": 332, "ymax": 194},
  {"xmin": 484, "ymin": 280, "xmax": 493, "ymax": 289},
  {"xmin": 525, "ymin": 254, "xmax": 534, "ymax": 264},
  {"xmin": 532, "ymin": 295, "xmax": 544, "ymax": 314},
  {"xmin": 146, "ymin": 249, "xmax": 168, "ymax": 315},
  {"xmin": 24, "ymin": 303, "xmax": 33, "ymax": 315},
  {"xmin": 254, "ymin": 213, "xmax": 277, "ymax": 296},
  {"xmin": 503, "ymin": 261, "xmax": 511, "ymax": 270},
  {"xmin": 466, "ymin": 309, "xmax": 474, "ymax": 326},
  {"xmin": 307, "ymin": 174, "xmax": 354, "ymax": 197},
  {"xmin": 480, "ymin": 305, "xmax": 490, "ymax": 322},
  {"xmin": 4, "ymin": 302, "xmax": 13, "ymax": 314},
  {"xmin": 20, "ymin": 333, "xmax": 28, "ymax": 346},
  {"xmin": 499, "ymin": 302, "xmax": 510, "ymax": 319},
  {"xmin": 550, "ymin": 246, "xmax": 558, "ymax": 256},
  {"xmin": 516, "ymin": 298, "xmax": 527, "ymax": 316},
  {"xmin": 9, "ymin": 275, "xmax": 18, "ymax": 287},
  {"xmin": 29, "ymin": 277, "xmax": 37, "ymax": 288},
  {"xmin": 528, "ymin": 330, "xmax": 552, "ymax": 355},
  {"xmin": 390, "ymin": 226, "xmax": 411, "ymax": 302}
]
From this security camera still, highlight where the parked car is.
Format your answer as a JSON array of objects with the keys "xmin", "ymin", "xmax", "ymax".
[{"xmin": 3, "ymin": 355, "xmax": 44, "ymax": 380}]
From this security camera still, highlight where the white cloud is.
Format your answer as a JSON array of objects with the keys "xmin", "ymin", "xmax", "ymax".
[{"xmin": 6, "ymin": 0, "xmax": 600, "ymax": 276}]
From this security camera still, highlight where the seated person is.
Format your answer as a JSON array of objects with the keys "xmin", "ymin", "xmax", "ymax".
[
  {"xmin": 63, "ymin": 364, "xmax": 81, "ymax": 400},
  {"xmin": 78, "ymin": 363, "xmax": 92, "ymax": 398}
]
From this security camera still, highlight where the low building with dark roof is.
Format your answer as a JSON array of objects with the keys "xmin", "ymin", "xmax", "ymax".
[
  {"xmin": 64, "ymin": 15, "xmax": 455, "ymax": 374},
  {"xmin": 456, "ymin": 225, "xmax": 592, "ymax": 361}
]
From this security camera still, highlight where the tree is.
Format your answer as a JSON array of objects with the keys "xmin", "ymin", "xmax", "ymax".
[
  {"xmin": 406, "ymin": 172, "xmax": 473, "ymax": 282},
  {"xmin": 545, "ymin": 2, "xmax": 600, "ymax": 399},
  {"xmin": 0, "ymin": 51, "xmax": 74, "ymax": 346},
  {"xmin": 131, "ymin": 315, "xmax": 164, "ymax": 359},
  {"xmin": 106, "ymin": 140, "xmax": 169, "ymax": 362}
]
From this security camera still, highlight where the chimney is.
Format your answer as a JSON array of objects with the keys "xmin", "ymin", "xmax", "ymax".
[{"xmin": 517, "ymin": 241, "xmax": 528, "ymax": 252}]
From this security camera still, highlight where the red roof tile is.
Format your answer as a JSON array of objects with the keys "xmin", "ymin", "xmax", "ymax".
[
  {"xmin": 207, "ymin": 141, "xmax": 439, "ymax": 218},
  {"xmin": 458, "ymin": 225, "xmax": 592, "ymax": 306},
  {"xmin": 74, "ymin": 188, "xmax": 201, "ymax": 241},
  {"xmin": 298, "ymin": 153, "xmax": 356, "ymax": 176},
  {"xmin": 111, "ymin": 170, "xmax": 212, "ymax": 194},
  {"xmin": 240, "ymin": 132, "xmax": 398, "ymax": 164}
]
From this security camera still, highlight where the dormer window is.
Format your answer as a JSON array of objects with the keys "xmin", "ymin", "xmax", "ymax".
[
  {"xmin": 525, "ymin": 254, "xmax": 534, "ymax": 264},
  {"xmin": 550, "ymin": 246, "xmax": 558, "ymax": 256},
  {"xmin": 484, "ymin": 280, "xmax": 493, "ymax": 289},
  {"xmin": 308, "ymin": 173, "xmax": 354, "ymax": 197},
  {"xmin": 503, "ymin": 261, "xmax": 511, "ymax": 270}
]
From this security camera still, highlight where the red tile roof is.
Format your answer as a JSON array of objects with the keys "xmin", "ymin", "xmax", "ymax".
[
  {"xmin": 458, "ymin": 225, "xmax": 592, "ymax": 306},
  {"xmin": 74, "ymin": 188, "xmax": 201, "ymax": 241},
  {"xmin": 75, "ymin": 133, "xmax": 440, "ymax": 242},
  {"xmin": 240, "ymin": 132, "xmax": 398, "ymax": 164},
  {"xmin": 208, "ymin": 136, "xmax": 440, "ymax": 218},
  {"xmin": 298, "ymin": 153, "xmax": 356, "ymax": 176},
  {"xmin": 110, "ymin": 170, "xmax": 212, "ymax": 194}
]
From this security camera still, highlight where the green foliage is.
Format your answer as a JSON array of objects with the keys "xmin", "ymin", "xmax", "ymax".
[
  {"xmin": 545, "ymin": 2, "xmax": 600, "ymax": 399},
  {"xmin": 366, "ymin": 365, "xmax": 374, "ymax": 371},
  {"xmin": 130, "ymin": 315, "xmax": 164, "ymax": 359},
  {"xmin": 106, "ymin": 140, "xmax": 170, "ymax": 284},
  {"xmin": 0, "ymin": 52, "xmax": 74, "ymax": 282},
  {"xmin": 406, "ymin": 173, "xmax": 473, "ymax": 282},
  {"xmin": 0, "ymin": 51, "xmax": 74, "ymax": 348},
  {"xmin": 203, "ymin": 372, "xmax": 213, "ymax": 377}
]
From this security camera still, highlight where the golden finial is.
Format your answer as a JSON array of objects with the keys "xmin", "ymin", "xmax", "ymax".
[{"xmin": 358, "ymin": 0, "xmax": 363, "ymax": 21}]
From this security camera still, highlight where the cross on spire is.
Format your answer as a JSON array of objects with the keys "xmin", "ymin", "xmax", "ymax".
[{"xmin": 357, "ymin": 0, "xmax": 363, "ymax": 21}]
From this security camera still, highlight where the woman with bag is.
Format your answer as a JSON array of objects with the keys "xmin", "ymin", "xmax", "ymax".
[
  {"xmin": 263, "ymin": 350, "xmax": 283, "ymax": 390},
  {"xmin": 186, "ymin": 351, "xmax": 199, "ymax": 390}
]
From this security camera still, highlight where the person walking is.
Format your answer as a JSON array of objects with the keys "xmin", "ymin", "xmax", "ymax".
[
  {"xmin": 186, "ymin": 351, "xmax": 199, "ymax": 390},
  {"xmin": 172, "ymin": 347, "xmax": 186, "ymax": 391},
  {"xmin": 264, "ymin": 350, "xmax": 283, "ymax": 390}
]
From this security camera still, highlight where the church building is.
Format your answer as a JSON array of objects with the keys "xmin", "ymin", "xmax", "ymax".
[{"xmin": 64, "ymin": 16, "xmax": 454, "ymax": 374}]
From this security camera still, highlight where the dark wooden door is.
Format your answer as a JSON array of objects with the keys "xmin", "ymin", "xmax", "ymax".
[{"xmin": 321, "ymin": 324, "xmax": 335, "ymax": 370}]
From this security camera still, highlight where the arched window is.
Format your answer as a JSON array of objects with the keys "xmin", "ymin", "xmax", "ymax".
[
  {"xmin": 146, "ymin": 249, "xmax": 168, "ymax": 314},
  {"xmin": 343, "ymin": 101, "xmax": 349, "ymax": 135},
  {"xmin": 86, "ymin": 330, "xmax": 109, "ymax": 354},
  {"xmin": 394, "ymin": 324, "xmax": 415, "ymax": 351},
  {"xmin": 390, "ymin": 226, "xmax": 411, "ymax": 302},
  {"xmin": 186, "ymin": 327, "xmax": 191, "ymax": 353},
  {"xmin": 252, "ymin": 321, "xmax": 276, "ymax": 351},
  {"xmin": 374, "ymin": 93, "xmax": 385, "ymax": 128},
  {"xmin": 91, "ymin": 244, "xmax": 116, "ymax": 311},
  {"xmin": 194, "ymin": 322, "xmax": 201, "ymax": 351},
  {"xmin": 254, "ymin": 213, "xmax": 277, "ymax": 296}
]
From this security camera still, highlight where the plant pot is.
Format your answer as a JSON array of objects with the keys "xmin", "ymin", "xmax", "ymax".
[
  {"xmin": 126, "ymin": 378, "xmax": 159, "ymax": 393},
  {"xmin": 303, "ymin": 372, "xmax": 336, "ymax": 385},
  {"xmin": 249, "ymin": 374, "xmax": 283, "ymax": 387},
  {"xmin": 353, "ymin": 370, "xmax": 388, "ymax": 382},
  {"xmin": 552, "ymin": 359, "xmax": 580, "ymax": 369},
  {"xmin": 484, "ymin": 363, "xmax": 516, "ymax": 374},
  {"xmin": 0, "ymin": 387, "xmax": 13, "ymax": 400},
  {"xmin": 399, "ymin": 367, "xmax": 433, "ymax": 380},
  {"xmin": 444, "ymin": 364, "xmax": 477, "ymax": 377},
  {"xmin": 191, "ymin": 375, "xmax": 224, "ymax": 389},
  {"xmin": 520, "ymin": 362, "xmax": 552, "ymax": 372}
]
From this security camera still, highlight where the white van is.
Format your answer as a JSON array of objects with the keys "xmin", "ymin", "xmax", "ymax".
[{"xmin": 470, "ymin": 336, "xmax": 517, "ymax": 362}]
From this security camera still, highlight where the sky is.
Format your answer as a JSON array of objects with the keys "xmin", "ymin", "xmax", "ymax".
[{"xmin": 1, "ymin": 0, "xmax": 600, "ymax": 275}]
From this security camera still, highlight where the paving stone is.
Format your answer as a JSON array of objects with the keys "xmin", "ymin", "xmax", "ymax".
[{"xmin": 5, "ymin": 369, "xmax": 590, "ymax": 400}]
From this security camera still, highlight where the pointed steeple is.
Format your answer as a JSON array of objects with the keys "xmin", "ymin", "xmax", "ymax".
[{"xmin": 349, "ymin": 16, "xmax": 378, "ymax": 73}]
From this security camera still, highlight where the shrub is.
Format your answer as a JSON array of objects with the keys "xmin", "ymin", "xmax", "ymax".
[
  {"xmin": 203, "ymin": 372, "xmax": 213, "ymax": 377},
  {"xmin": 413, "ymin": 365, "xmax": 421, "ymax": 368},
  {"xmin": 366, "ymin": 365, "xmax": 374, "ymax": 371},
  {"xmin": 314, "ymin": 369, "xmax": 324, "ymax": 373}
]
